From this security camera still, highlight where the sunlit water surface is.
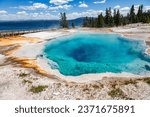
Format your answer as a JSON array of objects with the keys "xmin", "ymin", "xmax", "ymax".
[{"xmin": 44, "ymin": 33, "xmax": 150, "ymax": 76}]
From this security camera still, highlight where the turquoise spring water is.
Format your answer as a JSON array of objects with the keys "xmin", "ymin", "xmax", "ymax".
[{"xmin": 44, "ymin": 33, "xmax": 150, "ymax": 76}]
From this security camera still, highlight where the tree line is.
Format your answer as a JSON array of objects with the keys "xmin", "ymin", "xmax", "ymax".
[
  {"xmin": 59, "ymin": 5, "xmax": 150, "ymax": 28},
  {"xmin": 83, "ymin": 5, "xmax": 150, "ymax": 28}
]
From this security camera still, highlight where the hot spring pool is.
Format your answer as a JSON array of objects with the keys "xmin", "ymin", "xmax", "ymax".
[{"xmin": 44, "ymin": 33, "xmax": 150, "ymax": 76}]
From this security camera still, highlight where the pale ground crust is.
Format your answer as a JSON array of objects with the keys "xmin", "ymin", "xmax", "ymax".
[{"xmin": 0, "ymin": 23, "xmax": 150, "ymax": 100}]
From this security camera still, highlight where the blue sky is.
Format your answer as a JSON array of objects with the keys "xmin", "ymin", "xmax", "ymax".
[{"xmin": 0, "ymin": 0, "xmax": 150, "ymax": 20}]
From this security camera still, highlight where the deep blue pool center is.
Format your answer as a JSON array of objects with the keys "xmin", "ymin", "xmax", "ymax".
[{"xmin": 44, "ymin": 33, "xmax": 150, "ymax": 76}]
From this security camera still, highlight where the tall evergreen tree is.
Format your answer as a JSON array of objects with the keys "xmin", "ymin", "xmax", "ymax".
[
  {"xmin": 105, "ymin": 8, "xmax": 109, "ymax": 26},
  {"xmin": 126, "ymin": 13, "xmax": 130, "ymax": 24},
  {"xmin": 142, "ymin": 12, "xmax": 150, "ymax": 23},
  {"xmin": 105, "ymin": 8, "xmax": 113, "ymax": 27},
  {"xmin": 137, "ymin": 5, "xmax": 143, "ymax": 22},
  {"xmin": 109, "ymin": 7, "xmax": 114, "ymax": 26},
  {"xmin": 113, "ymin": 9, "xmax": 117, "ymax": 26},
  {"xmin": 89, "ymin": 17, "xmax": 92, "ymax": 27},
  {"xmin": 115, "ymin": 9, "xmax": 121, "ymax": 26},
  {"xmin": 91, "ymin": 18, "xmax": 95, "ymax": 27},
  {"xmin": 129, "ymin": 5, "xmax": 136, "ymax": 23},
  {"xmin": 97, "ymin": 13, "xmax": 104, "ymax": 27},
  {"xmin": 60, "ymin": 12, "xmax": 68, "ymax": 28},
  {"xmin": 83, "ymin": 17, "xmax": 89, "ymax": 27}
]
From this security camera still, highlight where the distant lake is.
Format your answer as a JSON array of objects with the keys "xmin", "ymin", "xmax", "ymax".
[{"xmin": 0, "ymin": 19, "xmax": 83, "ymax": 31}]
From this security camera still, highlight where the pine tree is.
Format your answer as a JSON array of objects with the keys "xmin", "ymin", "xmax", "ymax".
[
  {"xmin": 104, "ymin": 8, "xmax": 113, "ymax": 27},
  {"xmin": 60, "ymin": 12, "xmax": 68, "ymax": 28},
  {"xmin": 137, "ymin": 5, "xmax": 143, "ymax": 22},
  {"xmin": 109, "ymin": 7, "xmax": 114, "ymax": 26},
  {"xmin": 129, "ymin": 5, "xmax": 136, "ymax": 23},
  {"xmin": 82, "ymin": 5, "xmax": 150, "ymax": 28},
  {"xmin": 89, "ymin": 17, "xmax": 92, "ymax": 27},
  {"xmin": 97, "ymin": 13, "xmax": 104, "ymax": 27},
  {"xmin": 83, "ymin": 17, "xmax": 88, "ymax": 27},
  {"xmin": 115, "ymin": 9, "xmax": 121, "ymax": 26},
  {"xmin": 113, "ymin": 9, "xmax": 117, "ymax": 26},
  {"xmin": 105, "ymin": 8, "xmax": 109, "ymax": 26},
  {"xmin": 109, "ymin": 16, "xmax": 114, "ymax": 26},
  {"xmin": 142, "ymin": 12, "xmax": 150, "ymax": 23},
  {"xmin": 126, "ymin": 13, "xmax": 130, "ymax": 24},
  {"xmin": 91, "ymin": 18, "xmax": 95, "ymax": 27}
]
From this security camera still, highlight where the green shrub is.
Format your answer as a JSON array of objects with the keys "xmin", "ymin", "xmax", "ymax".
[
  {"xmin": 30, "ymin": 85, "xmax": 48, "ymax": 93},
  {"xmin": 108, "ymin": 88, "xmax": 126, "ymax": 99}
]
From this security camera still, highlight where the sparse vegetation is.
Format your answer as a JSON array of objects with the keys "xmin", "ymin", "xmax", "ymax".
[
  {"xmin": 30, "ymin": 85, "xmax": 48, "ymax": 93},
  {"xmin": 19, "ymin": 72, "xmax": 30, "ymax": 77},
  {"xmin": 22, "ymin": 79, "xmax": 32, "ymax": 84},
  {"xmin": 123, "ymin": 79, "xmax": 137, "ymax": 85},
  {"xmin": 108, "ymin": 88, "xmax": 126, "ymax": 99},
  {"xmin": 143, "ymin": 78, "xmax": 150, "ymax": 85},
  {"xmin": 92, "ymin": 83, "xmax": 104, "ymax": 89}
]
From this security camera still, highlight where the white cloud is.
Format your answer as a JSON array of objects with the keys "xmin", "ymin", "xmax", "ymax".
[
  {"xmin": 62, "ymin": 4, "xmax": 72, "ymax": 9},
  {"xmin": 134, "ymin": 5, "xmax": 140, "ymax": 9},
  {"xmin": 0, "ymin": 10, "xmax": 7, "ymax": 15},
  {"xmin": 20, "ymin": 3, "xmax": 48, "ymax": 10},
  {"xmin": 119, "ymin": 7, "xmax": 130, "ymax": 15},
  {"xmin": 78, "ymin": 2, "xmax": 88, "ymax": 8},
  {"xmin": 113, "ymin": 5, "xmax": 147, "ymax": 16},
  {"xmin": 114, "ymin": 5, "xmax": 120, "ymax": 9},
  {"xmin": 112, "ymin": 5, "xmax": 150, "ymax": 16},
  {"xmin": 120, "ymin": 7, "xmax": 130, "ymax": 11},
  {"xmin": 133, "ymin": 5, "xmax": 150, "ymax": 13},
  {"xmin": 17, "ymin": 11, "xmax": 28, "ymax": 15},
  {"xmin": 94, "ymin": 0, "xmax": 106, "ymax": 4},
  {"xmin": 144, "ymin": 6, "xmax": 150, "ymax": 11},
  {"xmin": 67, "ymin": 9, "xmax": 104, "ymax": 19},
  {"xmin": 0, "ymin": 12, "xmax": 58, "ymax": 21},
  {"xmin": 118, "ymin": 5, "xmax": 150, "ymax": 16},
  {"xmin": 49, "ymin": 0, "xmax": 73, "ymax": 5},
  {"xmin": 1, "ymin": 4, "xmax": 150, "ymax": 21},
  {"xmin": 28, "ymin": 12, "xmax": 58, "ymax": 19},
  {"xmin": 49, "ymin": 4, "xmax": 72, "ymax": 11}
]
